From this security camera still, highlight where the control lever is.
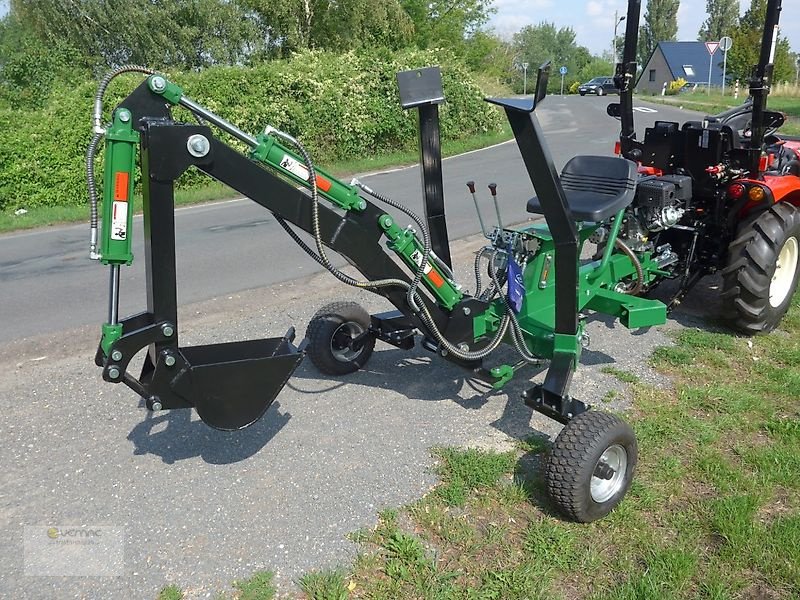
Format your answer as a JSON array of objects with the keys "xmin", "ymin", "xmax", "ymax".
[
  {"xmin": 488, "ymin": 183, "xmax": 504, "ymax": 231},
  {"xmin": 466, "ymin": 181, "xmax": 488, "ymax": 237}
]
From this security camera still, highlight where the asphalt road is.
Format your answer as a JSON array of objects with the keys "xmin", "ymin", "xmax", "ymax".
[
  {"xmin": 0, "ymin": 96, "xmax": 712, "ymax": 599},
  {"xmin": 0, "ymin": 96, "xmax": 698, "ymax": 344}
]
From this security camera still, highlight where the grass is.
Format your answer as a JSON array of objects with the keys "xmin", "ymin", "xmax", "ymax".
[
  {"xmin": 600, "ymin": 366, "xmax": 640, "ymax": 384},
  {"xmin": 0, "ymin": 180, "xmax": 240, "ymax": 234},
  {"xmin": 0, "ymin": 124, "xmax": 512, "ymax": 235},
  {"xmin": 157, "ymin": 304, "xmax": 799, "ymax": 598},
  {"xmin": 232, "ymin": 571, "xmax": 278, "ymax": 600},
  {"xmin": 345, "ymin": 294, "xmax": 799, "ymax": 598},
  {"xmin": 642, "ymin": 87, "xmax": 800, "ymax": 136},
  {"xmin": 158, "ymin": 292, "xmax": 799, "ymax": 599},
  {"xmin": 298, "ymin": 569, "xmax": 352, "ymax": 599},
  {"xmin": 156, "ymin": 585, "xmax": 183, "ymax": 600}
]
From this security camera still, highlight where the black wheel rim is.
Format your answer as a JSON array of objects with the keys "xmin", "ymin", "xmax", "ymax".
[{"xmin": 330, "ymin": 322, "xmax": 364, "ymax": 363}]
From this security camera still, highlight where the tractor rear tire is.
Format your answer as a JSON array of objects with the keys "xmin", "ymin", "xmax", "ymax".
[
  {"xmin": 721, "ymin": 202, "xmax": 800, "ymax": 334},
  {"xmin": 306, "ymin": 301, "xmax": 375, "ymax": 375},
  {"xmin": 545, "ymin": 411, "xmax": 637, "ymax": 523}
]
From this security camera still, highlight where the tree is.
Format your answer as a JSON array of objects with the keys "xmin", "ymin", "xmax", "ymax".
[
  {"xmin": 638, "ymin": 0, "xmax": 679, "ymax": 67},
  {"xmin": 401, "ymin": 0, "xmax": 495, "ymax": 51},
  {"xmin": 727, "ymin": 0, "xmax": 794, "ymax": 83},
  {"xmin": 239, "ymin": 0, "xmax": 414, "ymax": 57},
  {"xmin": 697, "ymin": 0, "xmax": 738, "ymax": 41},
  {"xmin": 512, "ymin": 22, "xmax": 597, "ymax": 92},
  {"xmin": 309, "ymin": 0, "xmax": 413, "ymax": 51},
  {"xmin": 462, "ymin": 31, "xmax": 513, "ymax": 78},
  {"xmin": 0, "ymin": 9, "xmax": 82, "ymax": 107},
  {"xmin": 10, "ymin": 0, "xmax": 261, "ymax": 70}
]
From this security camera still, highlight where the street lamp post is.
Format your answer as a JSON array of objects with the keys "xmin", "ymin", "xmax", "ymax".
[
  {"xmin": 522, "ymin": 62, "xmax": 529, "ymax": 95},
  {"xmin": 612, "ymin": 10, "xmax": 626, "ymax": 69},
  {"xmin": 796, "ymin": 57, "xmax": 800, "ymax": 87}
]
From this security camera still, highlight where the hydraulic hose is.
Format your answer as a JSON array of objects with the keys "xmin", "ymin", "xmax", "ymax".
[
  {"xmin": 614, "ymin": 238, "xmax": 644, "ymax": 295},
  {"xmin": 92, "ymin": 65, "xmax": 156, "ymax": 131},
  {"xmin": 86, "ymin": 131, "xmax": 103, "ymax": 258},
  {"xmin": 487, "ymin": 249, "xmax": 542, "ymax": 364},
  {"xmin": 265, "ymin": 127, "xmax": 412, "ymax": 294},
  {"xmin": 264, "ymin": 127, "xmax": 517, "ymax": 361},
  {"xmin": 352, "ymin": 180, "xmax": 432, "ymax": 311},
  {"xmin": 87, "ymin": 65, "xmax": 155, "ymax": 258},
  {"xmin": 473, "ymin": 246, "xmax": 488, "ymax": 297}
]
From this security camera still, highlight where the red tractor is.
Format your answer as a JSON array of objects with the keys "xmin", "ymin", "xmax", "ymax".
[{"xmin": 608, "ymin": 0, "xmax": 800, "ymax": 332}]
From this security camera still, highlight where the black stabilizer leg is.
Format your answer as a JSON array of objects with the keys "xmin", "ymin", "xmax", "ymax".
[{"xmin": 487, "ymin": 72, "xmax": 587, "ymax": 423}]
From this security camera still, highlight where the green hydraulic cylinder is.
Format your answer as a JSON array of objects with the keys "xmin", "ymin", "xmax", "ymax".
[
  {"xmin": 249, "ymin": 133, "xmax": 365, "ymax": 212},
  {"xmin": 145, "ymin": 75, "xmax": 366, "ymax": 214},
  {"xmin": 99, "ymin": 109, "xmax": 139, "ymax": 266},
  {"xmin": 378, "ymin": 214, "xmax": 462, "ymax": 310},
  {"xmin": 98, "ymin": 108, "xmax": 138, "ymax": 356},
  {"xmin": 144, "ymin": 74, "xmax": 457, "ymax": 310}
]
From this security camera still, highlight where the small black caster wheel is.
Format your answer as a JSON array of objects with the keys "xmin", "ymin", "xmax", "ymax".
[
  {"xmin": 305, "ymin": 301, "xmax": 375, "ymax": 375},
  {"xmin": 545, "ymin": 411, "xmax": 637, "ymax": 522}
]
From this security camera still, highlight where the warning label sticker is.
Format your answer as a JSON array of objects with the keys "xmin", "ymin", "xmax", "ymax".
[
  {"xmin": 410, "ymin": 250, "xmax": 433, "ymax": 274},
  {"xmin": 279, "ymin": 154, "xmax": 310, "ymax": 181},
  {"xmin": 111, "ymin": 201, "xmax": 128, "ymax": 241}
]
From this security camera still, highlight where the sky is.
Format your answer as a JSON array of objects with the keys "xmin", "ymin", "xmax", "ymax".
[{"xmin": 489, "ymin": 0, "xmax": 800, "ymax": 57}]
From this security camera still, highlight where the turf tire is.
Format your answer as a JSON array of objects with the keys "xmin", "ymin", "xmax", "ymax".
[
  {"xmin": 545, "ymin": 411, "xmax": 637, "ymax": 523},
  {"xmin": 305, "ymin": 301, "xmax": 375, "ymax": 375}
]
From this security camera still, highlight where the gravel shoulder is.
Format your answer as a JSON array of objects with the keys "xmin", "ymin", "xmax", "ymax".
[{"xmin": 0, "ymin": 228, "xmax": 707, "ymax": 599}]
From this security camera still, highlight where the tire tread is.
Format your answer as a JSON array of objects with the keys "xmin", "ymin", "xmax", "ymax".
[
  {"xmin": 305, "ymin": 301, "xmax": 374, "ymax": 375},
  {"xmin": 545, "ymin": 411, "xmax": 636, "ymax": 523},
  {"xmin": 722, "ymin": 203, "xmax": 800, "ymax": 334}
]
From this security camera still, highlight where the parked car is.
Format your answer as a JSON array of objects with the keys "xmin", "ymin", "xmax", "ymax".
[{"xmin": 578, "ymin": 77, "xmax": 617, "ymax": 96}]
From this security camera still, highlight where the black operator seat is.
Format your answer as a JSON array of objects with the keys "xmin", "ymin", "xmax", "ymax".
[{"xmin": 526, "ymin": 155, "xmax": 638, "ymax": 222}]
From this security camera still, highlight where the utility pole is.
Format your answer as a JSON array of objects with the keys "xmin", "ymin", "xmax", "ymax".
[
  {"xmin": 613, "ymin": 10, "xmax": 626, "ymax": 73},
  {"xmin": 612, "ymin": 9, "xmax": 618, "ymax": 62},
  {"xmin": 522, "ymin": 62, "xmax": 529, "ymax": 95},
  {"xmin": 796, "ymin": 56, "xmax": 800, "ymax": 87}
]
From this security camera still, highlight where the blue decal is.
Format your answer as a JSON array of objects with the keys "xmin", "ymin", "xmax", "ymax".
[{"xmin": 507, "ymin": 255, "xmax": 525, "ymax": 313}]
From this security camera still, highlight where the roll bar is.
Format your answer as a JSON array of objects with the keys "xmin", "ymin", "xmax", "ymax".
[{"xmin": 613, "ymin": 0, "xmax": 783, "ymax": 172}]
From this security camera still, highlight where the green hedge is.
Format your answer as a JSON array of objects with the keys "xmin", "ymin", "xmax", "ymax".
[{"xmin": 0, "ymin": 49, "xmax": 502, "ymax": 211}]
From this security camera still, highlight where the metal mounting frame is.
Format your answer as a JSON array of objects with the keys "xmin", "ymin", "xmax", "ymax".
[
  {"xmin": 95, "ymin": 83, "xmax": 492, "ymax": 428},
  {"xmin": 485, "ymin": 63, "xmax": 587, "ymax": 423}
]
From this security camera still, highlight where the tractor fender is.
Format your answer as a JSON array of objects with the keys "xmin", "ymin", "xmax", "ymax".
[
  {"xmin": 762, "ymin": 173, "xmax": 800, "ymax": 206},
  {"xmin": 735, "ymin": 174, "xmax": 800, "ymax": 218}
]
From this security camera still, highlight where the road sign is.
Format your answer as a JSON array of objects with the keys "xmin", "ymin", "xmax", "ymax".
[
  {"xmin": 706, "ymin": 41, "xmax": 720, "ymax": 94},
  {"xmin": 720, "ymin": 37, "xmax": 733, "ymax": 95},
  {"xmin": 559, "ymin": 66, "xmax": 567, "ymax": 75}
]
